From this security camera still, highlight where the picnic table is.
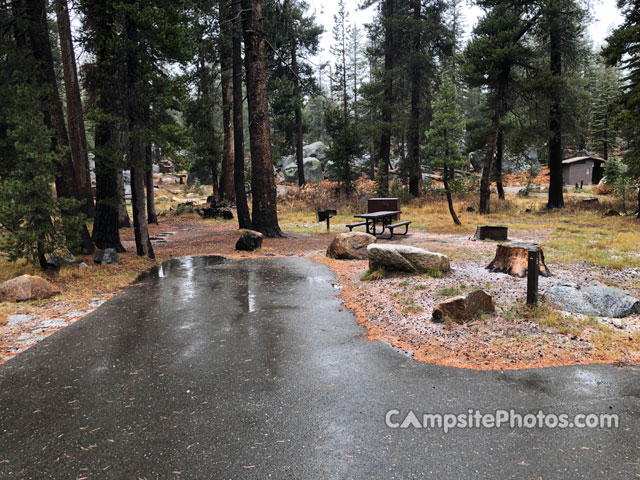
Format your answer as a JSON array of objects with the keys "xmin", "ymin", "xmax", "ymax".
[{"xmin": 347, "ymin": 210, "xmax": 411, "ymax": 239}]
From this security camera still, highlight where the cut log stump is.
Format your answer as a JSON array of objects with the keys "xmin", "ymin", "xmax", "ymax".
[{"xmin": 486, "ymin": 242, "xmax": 551, "ymax": 278}]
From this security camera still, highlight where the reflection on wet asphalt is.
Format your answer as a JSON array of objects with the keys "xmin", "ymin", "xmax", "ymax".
[{"xmin": 0, "ymin": 256, "xmax": 639, "ymax": 479}]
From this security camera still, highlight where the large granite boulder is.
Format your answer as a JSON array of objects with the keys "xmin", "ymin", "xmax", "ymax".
[
  {"xmin": 283, "ymin": 157, "xmax": 323, "ymax": 183},
  {"xmin": 235, "ymin": 230, "xmax": 264, "ymax": 251},
  {"xmin": 544, "ymin": 281, "xmax": 640, "ymax": 318},
  {"xmin": 0, "ymin": 275, "xmax": 61, "ymax": 302},
  {"xmin": 327, "ymin": 232, "xmax": 376, "ymax": 260},
  {"xmin": 367, "ymin": 244, "xmax": 450, "ymax": 274},
  {"xmin": 432, "ymin": 290, "xmax": 495, "ymax": 323},
  {"xmin": 303, "ymin": 141, "xmax": 327, "ymax": 162}
]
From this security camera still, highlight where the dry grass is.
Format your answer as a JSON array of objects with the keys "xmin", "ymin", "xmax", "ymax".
[
  {"xmin": 361, "ymin": 268, "xmax": 385, "ymax": 281},
  {"xmin": 278, "ymin": 182, "xmax": 640, "ymax": 270}
]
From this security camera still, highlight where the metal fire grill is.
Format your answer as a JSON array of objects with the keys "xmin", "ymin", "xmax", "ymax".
[{"xmin": 317, "ymin": 209, "xmax": 337, "ymax": 232}]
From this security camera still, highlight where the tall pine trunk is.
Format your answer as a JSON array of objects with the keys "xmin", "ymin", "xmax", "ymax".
[
  {"xmin": 291, "ymin": 37, "xmax": 305, "ymax": 186},
  {"xmin": 233, "ymin": 0, "xmax": 252, "ymax": 229},
  {"xmin": 376, "ymin": 0, "xmax": 394, "ymax": 197},
  {"xmin": 479, "ymin": 78, "xmax": 506, "ymax": 214},
  {"xmin": 241, "ymin": 0, "xmax": 283, "ymax": 237},
  {"xmin": 53, "ymin": 0, "xmax": 94, "ymax": 218},
  {"xmin": 219, "ymin": 0, "xmax": 235, "ymax": 202},
  {"xmin": 146, "ymin": 145, "xmax": 157, "ymax": 224},
  {"xmin": 408, "ymin": 0, "xmax": 421, "ymax": 197},
  {"xmin": 496, "ymin": 128, "xmax": 505, "ymax": 200},
  {"xmin": 86, "ymin": 9, "xmax": 124, "ymax": 252},
  {"xmin": 23, "ymin": 0, "xmax": 93, "ymax": 254},
  {"xmin": 94, "ymin": 123, "xmax": 125, "ymax": 251},
  {"xmin": 547, "ymin": 14, "xmax": 564, "ymax": 209},
  {"xmin": 125, "ymin": 14, "xmax": 153, "ymax": 258}
]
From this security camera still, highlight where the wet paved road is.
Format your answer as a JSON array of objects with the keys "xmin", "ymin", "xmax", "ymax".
[{"xmin": 1, "ymin": 256, "xmax": 639, "ymax": 479}]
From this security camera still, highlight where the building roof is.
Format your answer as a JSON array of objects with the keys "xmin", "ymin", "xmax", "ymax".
[{"xmin": 562, "ymin": 156, "xmax": 605, "ymax": 165}]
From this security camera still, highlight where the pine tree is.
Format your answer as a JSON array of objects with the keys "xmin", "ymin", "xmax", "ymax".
[
  {"xmin": 232, "ymin": 0, "xmax": 252, "ymax": 229},
  {"xmin": 602, "ymin": 0, "xmax": 640, "ymax": 215},
  {"xmin": 330, "ymin": 0, "xmax": 349, "ymax": 120},
  {"xmin": 54, "ymin": 0, "xmax": 95, "ymax": 218},
  {"xmin": 241, "ymin": 0, "xmax": 284, "ymax": 237},
  {"xmin": 263, "ymin": 0, "xmax": 322, "ymax": 185},
  {"xmin": 0, "ymin": 5, "xmax": 85, "ymax": 265},
  {"xmin": 219, "ymin": 0, "xmax": 235, "ymax": 202},
  {"xmin": 81, "ymin": 0, "xmax": 193, "ymax": 256},
  {"xmin": 463, "ymin": 0, "xmax": 536, "ymax": 213},
  {"xmin": 591, "ymin": 65, "xmax": 620, "ymax": 161},
  {"xmin": 424, "ymin": 71, "xmax": 465, "ymax": 225}
]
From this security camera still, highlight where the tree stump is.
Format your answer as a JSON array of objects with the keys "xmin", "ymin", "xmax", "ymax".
[{"xmin": 486, "ymin": 242, "xmax": 551, "ymax": 278}]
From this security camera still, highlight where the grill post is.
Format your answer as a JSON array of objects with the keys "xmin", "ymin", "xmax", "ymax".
[{"xmin": 527, "ymin": 246, "xmax": 539, "ymax": 306}]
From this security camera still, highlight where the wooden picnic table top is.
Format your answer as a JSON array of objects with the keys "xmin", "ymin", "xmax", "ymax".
[{"xmin": 354, "ymin": 210, "xmax": 402, "ymax": 219}]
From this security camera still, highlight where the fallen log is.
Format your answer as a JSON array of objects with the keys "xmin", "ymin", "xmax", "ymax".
[{"xmin": 486, "ymin": 242, "xmax": 551, "ymax": 278}]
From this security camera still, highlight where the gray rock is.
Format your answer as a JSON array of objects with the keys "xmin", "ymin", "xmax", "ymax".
[
  {"xmin": 235, "ymin": 230, "xmax": 264, "ymax": 251},
  {"xmin": 45, "ymin": 256, "xmax": 70, "ymax": 268},
  {"xmin": 367, "ymin": 244, "xmax": 450, "ymax": 274},
  {"xmin": 78, "ymin": 262, "xmax": 89, "ymax": 270},
  {"xmin": 432, "ymin": 290, "xmax": 495, "ymax": 323},
  {"xmin": 303, "ymin": 141, "xmax": 327, "ymax": 162},
  {"xmin": 283, "ymin": 157, "xmax": 323, "ymax": 183},
  {"xmin": 327, "ymin": 232, "xmax": 376, "ymax": 260},
  {"xmin": 94, "ymin": 248, "xmax": 119, "ymax": 265},
  {"xmin": 278, "ymin": 154, "xmax": 295, "ymax": 168},
  {"xmin": 544, "ymin": 282, "xmax": 640, "ymax": 318}
]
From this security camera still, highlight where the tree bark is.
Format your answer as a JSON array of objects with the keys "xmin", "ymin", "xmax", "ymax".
[
  {"xmin": 291, "ymin": 37, "xmax": 305, "ymax": 186},
  {"xmin": 94, "ymin": 124, "xmax": 125, "ymax": 252},
  {"xmin": 408, "ymin": 0, "xmax": 421, "ymax": 197},
  {"xmin": 547, "ymin": 15, "xmax": 564, "ymax": 209},
  {"xmin": 53, "ymin": 0, "xmax": 94, "ymax": 218},
  {"xmin": 233, "ymin": 0, "xmax": 252, "ymax": 229},
  {"xmin": 241, "ymin": 0, "xmax": 284, "ymax": 237},
  {"xmin": 219, "ymin": 0, "xmax": 235, "ymax": 203},
  {"xmin": 146, "ymin": 145, "xmax": 157, "ymax": 224},
  {"xmin": 496, "ymin": 128, "xmax": 505, "ymax": 200},
  {"xmin": 443, "ymin": 165, "xmax": 461, "ymax": 225},
  {"xmin": 376, "ymin": 0, "xmax": 394, "ymax": 197},
  {"xmin": 479, "ymin": 78, "xmax": 506, "ymax": 214},
  {"xmin": 23, "ymin": 0, "xmax": 94, "ymax": 254},
  {"xmin": 84, "ymin": 5, "xmax": 124, "ymax": 252},
  {"xmin": 125, "ymin": 14, "xmax": 153, "ymax": 258},
  {"xmin": 117, "ymin": 169, "xmax": 131, "ymax": 228}
]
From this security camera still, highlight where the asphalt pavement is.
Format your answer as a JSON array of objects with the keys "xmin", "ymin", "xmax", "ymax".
[{"xmin": 1, "ymin": 256, "xmax": 638, "ymax": 479}]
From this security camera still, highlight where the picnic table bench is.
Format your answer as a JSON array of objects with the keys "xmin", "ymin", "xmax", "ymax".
[{"xmin": 350, "ymin": 210, "xmax": 411, "ymax": 239}]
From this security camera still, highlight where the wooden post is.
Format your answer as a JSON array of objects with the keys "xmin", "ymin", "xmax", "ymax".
[
  {"xmin": 326, "ymin": 216, "xmax": 330, "ymax": 232},
  {"xmin": 527, "ymin": 246, "xmax": 539, "ymax": 306}
]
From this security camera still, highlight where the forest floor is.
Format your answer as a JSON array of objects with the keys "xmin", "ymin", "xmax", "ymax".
[{"xmin": 1, "ymin": 179, "xmax": 640, "ymax": 369}]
